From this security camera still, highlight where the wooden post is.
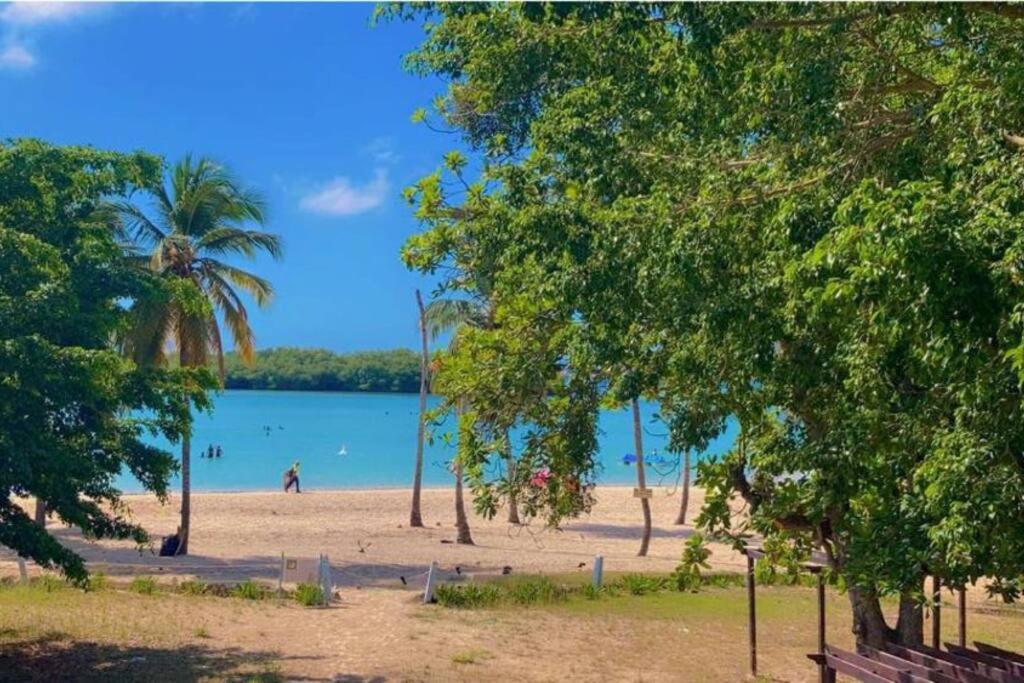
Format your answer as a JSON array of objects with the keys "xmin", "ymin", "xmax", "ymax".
[
  {"xmin": 931, "ymin": 575, "xmax": 942, "ymax": 650},
  {"xmin": 816, "ymin": 570, "xmax": 827, "ymax": 683},
  {"xmin": 592, "ymin": 555, "xmax": 604, "ymax": 589},
  {"xmin": 16, "ymin": 557, "xmax": 28, "ymax": 584},
  {"xmin": 747, "ymin": 554, "xmax": 757, "ymax": 677},
  {"xmin": 958, "ymin": 587, "xmax": 966, "ymax": 648}
]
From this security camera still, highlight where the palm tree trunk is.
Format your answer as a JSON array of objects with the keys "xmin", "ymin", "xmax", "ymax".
[
  {"xmin": 453, "ymin": 402, "xmax": 474, "ymax": 545},
  {"xmin": 410, "ymin": 290, "xmax": 427, "ymax": 528},
  {"xmin": 674, "ymin": 449, "xmax": 691, "ymax": 525},
  {"xmin": 632, "ymin": 399, "xmax": 652, "ymax": 557},
  {"xmin": 504, "ymin": 430, "xmax": 521, "ymax": 525},
  {"xmin": 176, "ymin": 347, "xmax": 191, "ymax": 556},
  {"xmin": 34, "ymin": 499, "xmax": 46, "ymax": 528},
  {"xmin": 454, "ymin": 459, "xmax": 475, "ymax": 545}
]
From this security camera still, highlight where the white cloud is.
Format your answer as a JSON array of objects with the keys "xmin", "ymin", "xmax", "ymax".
[
  {"xmin": 0, "ymin": 2, "xmax": 109, "ymax": 72},
  {"xmin": 299, "ymin": 169, "xmax": 391, "ymax": 217},
  {"xmin": 0, "ymin": 42, "xmax": 34, "ymax": 69},
  {"xmin": 0, "ymin": 2, "xmax": 103, "ymax": 27},
  {"xmin": 363, "ymin": 137, "xmax": 400, "ymax": 165}
]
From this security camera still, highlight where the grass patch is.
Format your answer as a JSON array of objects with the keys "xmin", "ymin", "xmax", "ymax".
[
  {"xmin": 434, "ymin": 583, "xmax": 502, "ymax": 609},
  {"xmin": 179, "ymin": 580, "xmax": 209, "ymax": 596},
  {"xmin": 192, "ymin": 626, "xmax": 211, "ymax": 639},
  {"xmin": 432, "ymin": 571, "xmax": 750, "ymax": 610},
  {"xmin": 128, "ymin": 576, "xmax": 158, "ymax": 595},
  {"xmin": 86, "ymin": 572, "xmax": 109, "ymax": 592},
  {"xmin": 450, "ymin": 648, "xmax": 491, "ymax": 665},
  {"xmin": 231, "ymin": 580, "xmax": 272, "ymax": 601},
  {"xmin": 293, "ymin": 583, "xmax": 325, "ymax": 607},
  {"xmin": 31, "ymin": 575, "xmax": 66, "ymax": 593}
]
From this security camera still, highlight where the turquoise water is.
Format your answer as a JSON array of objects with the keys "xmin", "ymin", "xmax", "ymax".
[{"xmin": 117, "ymin": 390, "xmax": 737, "ymax": 492}]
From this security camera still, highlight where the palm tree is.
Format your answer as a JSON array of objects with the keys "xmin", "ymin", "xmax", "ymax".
[
  {"xmin": 632, "ymin": 399, "xmax": 652, "ymax": 556},
  {"xmin": 410, "ymin": 289, "xmax": 428, "ymax": 528},
  {"xmin": 113, "ymin": 155, "xmax": 281, "ymax": 555},
  {"xmin": 423, "ymin": 294, "xmax": 522, "ymax": 528}
]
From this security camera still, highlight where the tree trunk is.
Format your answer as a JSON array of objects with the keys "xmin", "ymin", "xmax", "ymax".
[
  {"xmin": 847, "ymin": 581, "xmax": 926, "ymax": 647},
  {"xmin": 504, "ymin": 431, "xmax": 521, "ymax": 525},
  {"xmin": 34, "ymin": 499, "xmax": 46, "ymax": 528},
  {"xmin": 895, "ymin": 588, "xmax": 924, "ymax": 645},
  {"xmin": 176, "ymin": 430, "xmax": 191, "ymax": 555},
  {"xmin": 848, "ymin": 585, "xmax": 894, "ymax": 647},
  {"xmin": 674, "ymin": 449, "xmax": 691, "ymax": 525},
  {"xmin": 410, "ymin": 289, "xmax": 427, "ymax": 528},
  {"xmin": 176, "ymin": 346, "xmax": 191, "ymax": 556},
  {"xmin": 632, "ymin": 399, "xmax": 652, "ymax": 557},
  {"xmin": 454, "ymin": 458, "xmax": 475, "ymax": 545}
]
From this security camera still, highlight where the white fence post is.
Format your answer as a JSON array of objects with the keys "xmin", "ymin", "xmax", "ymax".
[
  {"xmin": 423, "ymin": 560, "xmax": 438, "ymax": 604},
  {"xmin": 592, "ymin": 555, "xmax": 604, "ymax": 589},
  {"xmin": 16, "ymin": 557, "xmax": 28, "ymax": 584},
  {"xmin": 319, "ymin": 554, "xmax": 332, "ymax": 606}
]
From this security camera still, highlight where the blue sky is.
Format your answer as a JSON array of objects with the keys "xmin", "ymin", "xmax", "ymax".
[{"xmin": 0, "ymin": 2, "xmax": 457, "ymax": 352}]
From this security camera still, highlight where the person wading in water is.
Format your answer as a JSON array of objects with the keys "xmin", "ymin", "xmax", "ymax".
[{"xmin": 283, "ymin": 461, "xmax": 301, "ymax": 493}]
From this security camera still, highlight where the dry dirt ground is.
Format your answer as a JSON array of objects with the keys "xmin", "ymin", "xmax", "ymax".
[{"xmin": 2, "ymin": 578, "xmax": 1022, "ymax": 683}]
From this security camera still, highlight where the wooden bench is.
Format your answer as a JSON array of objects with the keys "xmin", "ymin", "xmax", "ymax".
[
  {"xmin": 976, "ymin": 643, "xmax": 1024, "ymax": 668},
  {"xmin": 945, "ymin": 644, "xmax": 1024, "ymax": 679},
  {"xmin": 886, "ymin": 643, "xmax": 1023, "ymax": 683},
  {"xmin": 809, "ymin": 643, "xmax": 1024, "ymax": 683}
]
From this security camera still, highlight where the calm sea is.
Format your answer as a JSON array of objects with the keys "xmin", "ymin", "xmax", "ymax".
[{"xmin": 117, "ymin": 390, "xmax": 737, "ymax": 493}]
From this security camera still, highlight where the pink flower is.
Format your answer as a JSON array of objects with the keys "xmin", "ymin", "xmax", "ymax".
[{"xmin": 530, "ymin": 468, "xmax": 552, "ymax": 488}]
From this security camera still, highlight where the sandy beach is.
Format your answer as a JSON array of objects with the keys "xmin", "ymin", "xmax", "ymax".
[{"xmin": 2, "ymin": 485, "xmax": 745, "ymax": 585}]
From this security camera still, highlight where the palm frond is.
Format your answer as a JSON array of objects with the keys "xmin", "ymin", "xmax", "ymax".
[
  {"xmin": 204, "ymin": 278, "xmax": 255, "ymax": 363},
  {"xmin": 423, "ymin": 298, "xmax": 486, "ymax": 341},
  {"xmin": 195, "ymin": 227, "xmax": 283, "ymax": 260},
  {"xmin": 201, "ymin": 260, "xmax": 274, "ymax": 307}
]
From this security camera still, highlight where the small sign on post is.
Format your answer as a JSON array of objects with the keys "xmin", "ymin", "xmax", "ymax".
[
  {"xmin": 633, "ymin": 488, "xmax": 653, "ymax": 499},
  {"xmin": 279, "ymin": 553, "xmax": 332, "ymax": 606},
  {"xmin": 423, "ymin": 560, "xmax": 438, "ymax": 604},
  {"xmin": 592, "ymin": 555, "xmax": 604, "ymax": 589}
]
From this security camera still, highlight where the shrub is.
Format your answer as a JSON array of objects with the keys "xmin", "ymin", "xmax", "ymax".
[
  {"xmin": 180, "ymin": 580, "xmax": 209, "ymax": 596},
  {"xmin": 232, "ymin": 580, "xmax": 271, "ymax": 600},
  {"xmin": 294, "ymin": 583, "xmax": 325, "ymax": 607},
  {"xmin": 434, "ymin": 583, "xmax": 502, "ymax": 608},
  {"xmin": 616, "ymin": 574, "xmax": 668, "ymax": 596},
  {"xmin": 129, "ymin": 577, "xmax": 158, "ymax": 595},
  {"xmin": 671, "ymin": 534, "xmax": 712, "ymax": 592},
  {"xmin": 193, "ymin": 626, "xmax": 211, "ymax": 639}
]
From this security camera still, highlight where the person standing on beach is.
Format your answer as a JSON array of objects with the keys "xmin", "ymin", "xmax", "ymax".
[{"xmin": 283, "ymin": 461, "xmax": 301, "ymax": 493}]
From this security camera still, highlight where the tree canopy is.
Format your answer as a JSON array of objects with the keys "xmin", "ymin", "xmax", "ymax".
[
  {"xmin": 391, "ymin": 3, "xmax": 1024, "ymax": 644},
  {"xmin": 0, "ymin": 139, "xmax": 213, "ymax": 582}
]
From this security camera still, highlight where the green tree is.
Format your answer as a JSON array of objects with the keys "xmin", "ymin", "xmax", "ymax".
[
  {"xmin": 392, "ymin": 3, "xmax": 1024, "ymax": 646},
  {"xmin": 113, "ymin": 155, "xmax": 281, "ymax": 555},
  {"xmin": 422, "ymin": 289, "xmax": 524, "ymax": 528},
  {"xmin": 0, "ymin": 139, "xmax": 212, "ymax": 582}
]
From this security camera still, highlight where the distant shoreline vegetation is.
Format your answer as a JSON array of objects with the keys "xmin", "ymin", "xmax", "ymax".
[{"xmin": 221, "ymin": 347, "xmax": 421, "ymax": 393}]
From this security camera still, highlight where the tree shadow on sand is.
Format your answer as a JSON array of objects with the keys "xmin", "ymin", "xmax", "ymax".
[
  {"xmin": 0, "ymin": 631, "xmax": 343, "ymax": 682},
  {"xmin": 565, "ymin": 522, "xmax": 695, "ymax": 541}
]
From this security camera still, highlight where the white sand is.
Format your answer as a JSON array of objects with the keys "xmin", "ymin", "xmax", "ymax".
[{"xmin": 2, "ymin": 485, "xmax": 746, "ymax": 585}]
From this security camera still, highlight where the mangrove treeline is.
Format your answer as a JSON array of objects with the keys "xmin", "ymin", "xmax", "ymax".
[{"xmin": 221, "ymin": 347, "xmax": 421, "ymax": 393}]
